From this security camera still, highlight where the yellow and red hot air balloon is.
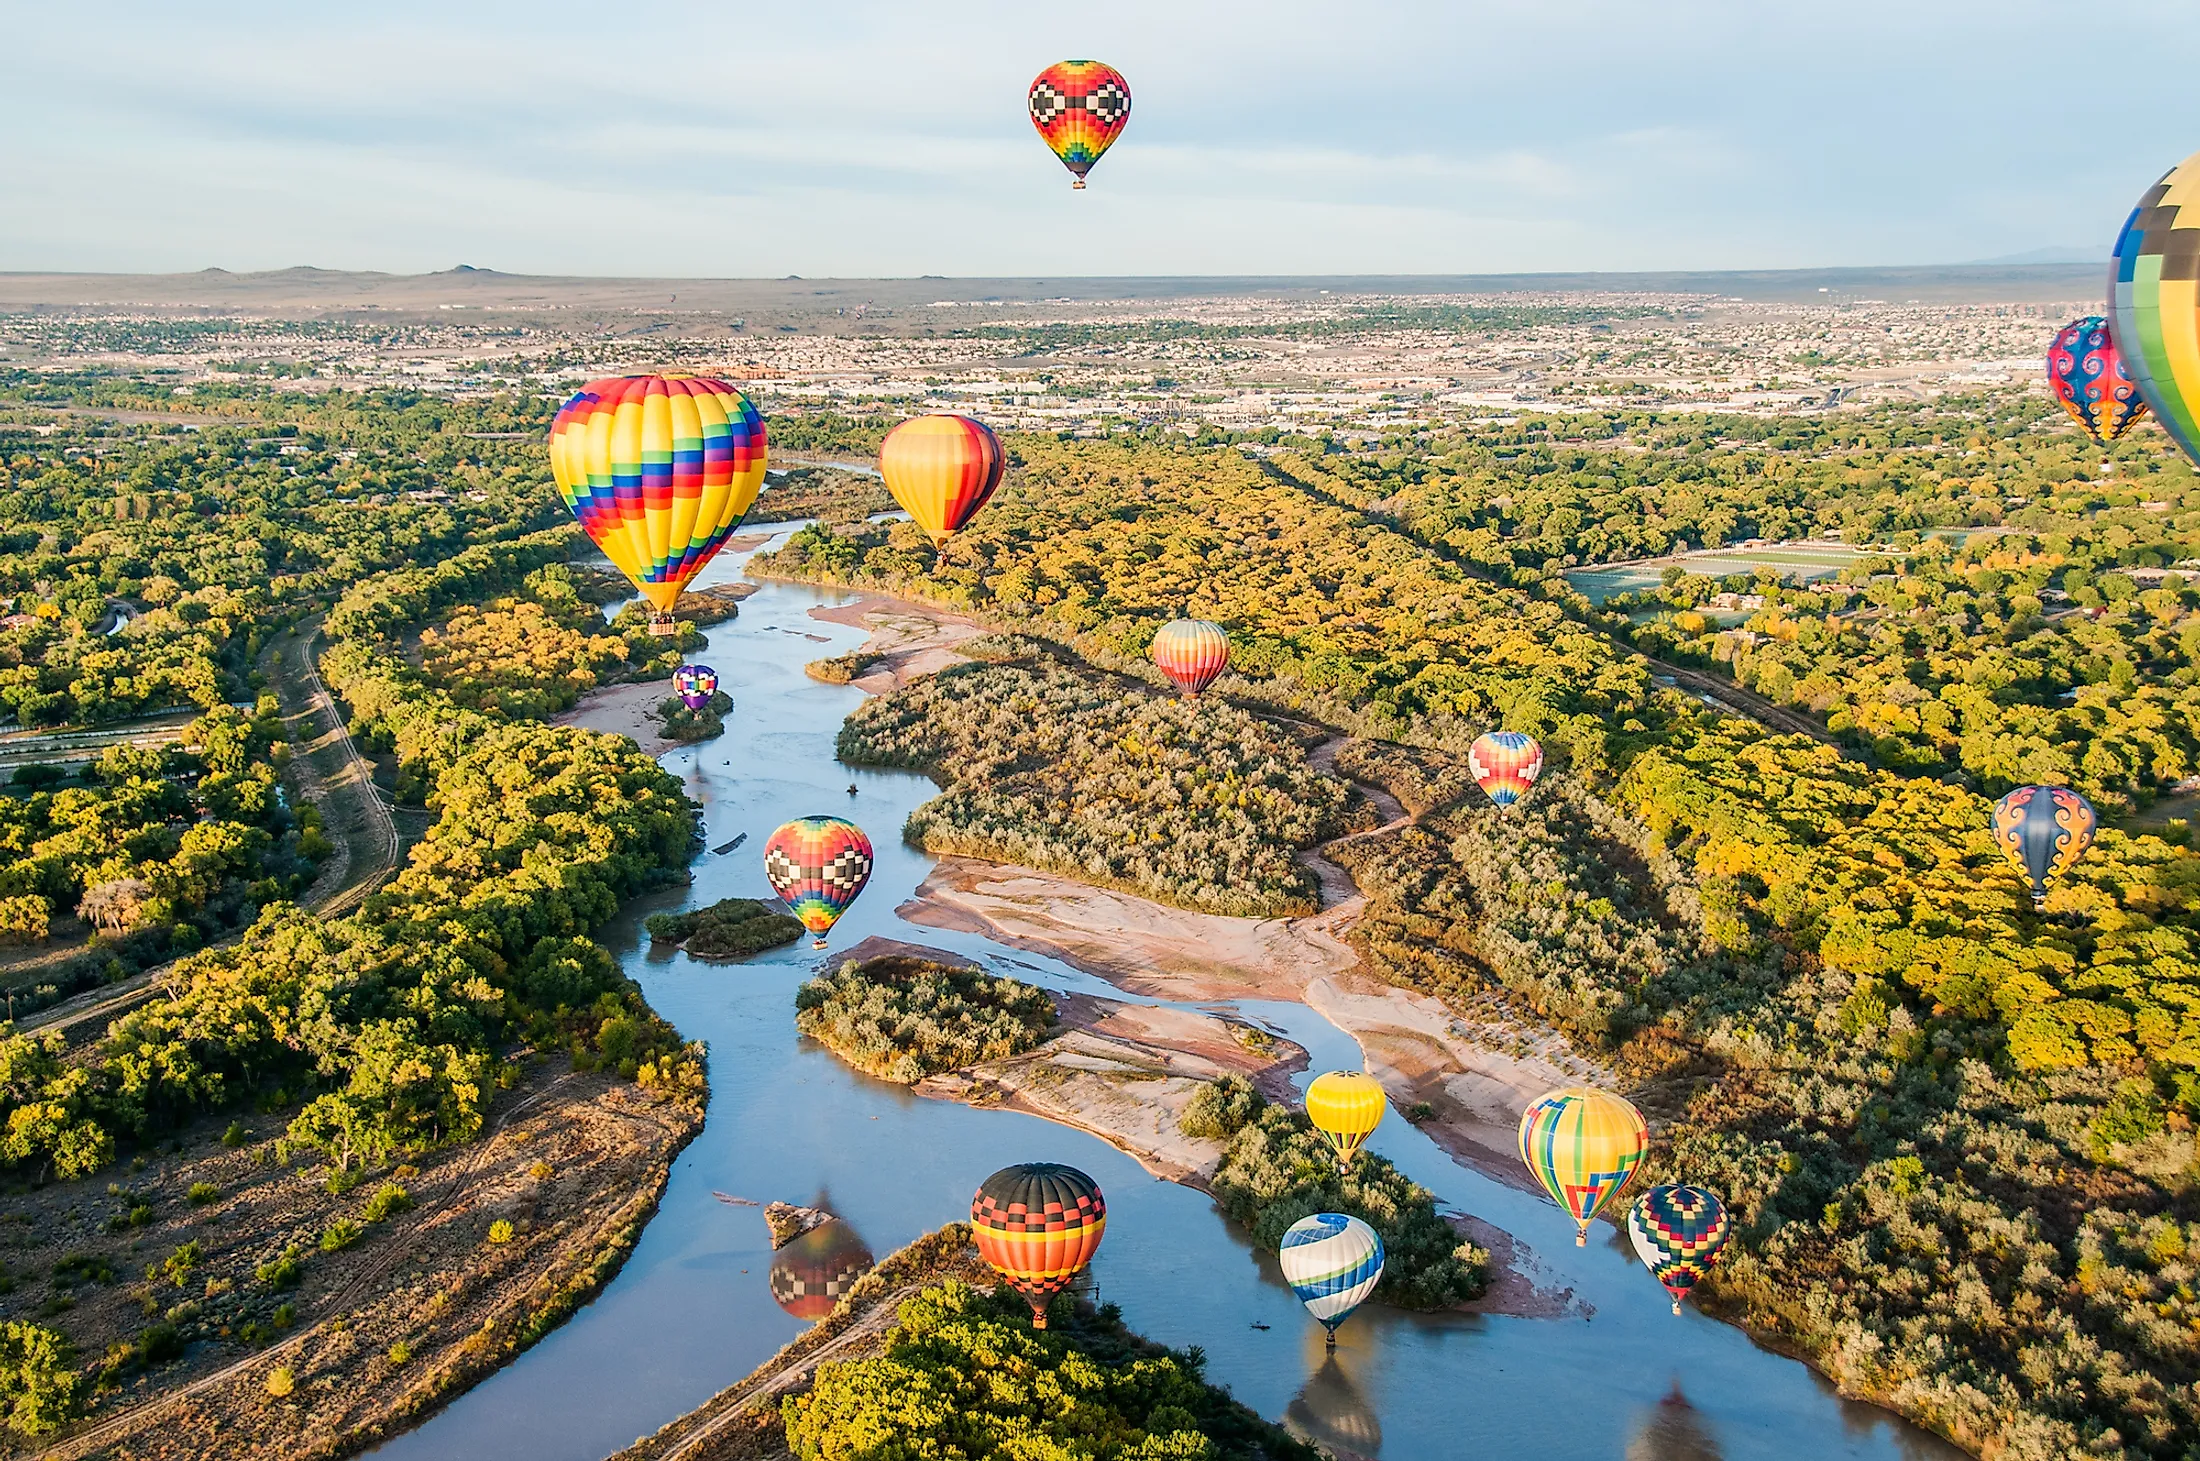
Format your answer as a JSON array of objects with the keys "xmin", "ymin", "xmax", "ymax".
[
  {"xmin": 878, "ymin": 414, "xmax": 1005, "ymax": 548},
  {"xmin": 1028, "ymin": 61, "xmax": 1131, "ymax": 189},
  {"xmin": 549, "ymin": 375, "xmax": 767, "ymax": 633},
  {"xmin": 971, "ymin": 1162, "xmax": 1106, "ymax": 1328},
  {"xmin": 1305, "ymin": 1070, "xmax": 1387, "ymax": 1172},
  {"xmin": 1468, "ymin": 731, "xmax": 1544, "ymax": 810},
  {"xmin": 1151, "ymin": 619, "xmax": 1229, "ymax": 695},
  {"xmin": 1518, "ymin": 1087, "xmax": 1648, "ymax": 1246}
]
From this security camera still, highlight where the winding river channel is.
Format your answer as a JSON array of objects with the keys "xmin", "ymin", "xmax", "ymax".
[{"xmin": 371, "ymin": 530, "xmax": 1964, "ymax": 1461}]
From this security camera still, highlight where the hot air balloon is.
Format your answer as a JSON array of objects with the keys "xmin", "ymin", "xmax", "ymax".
[
  {"xmin": 762, "ymin": 816, "xmax": 874, "ymax": 948},
  {"xmin": 1278, "ymin": 1213, "xmax": 1384, "ymax": 1351},
  {"xmin": 549, "ymin": 375, "xmax": 767, "ymax": 634},
  {"xmin": 1627, "ymin": 1185, "xmax": 1730, "ymax": 1316},
  {"xmin": 1305, "ymin": 1071, "xmax": 1387, "ymax": 1172},
  {"xmin": 878, "ymin": 415, "xmax": 1004, "ymax": 547},
  {"xmin": 1028, "ymin": 61, "xmax": 1131, "ymax": 189},
  {"xmin": 673, "ymin": 663, "xmax": 719, "ymax": 711},
  {"xmin": 1990, "ymin": 785, "xmax": 2097, "ymax": 906},
  {"xmin": 1468, "ymin": 730, "xmax": 1544, "ymax": 810},
  {"xmin": 768, "ymin": 1219, "xmax": 876, "ymax": 1322},
  {"xmin": 1518, "ymin": 1088, "xmax": 1648, "ymax": 1246},
  {"xmin": 1151, "ymin": 620, "xmax": 1229, "ymax": 695},
  {"xmin": 2112, "ymin": 151, "xmax": 2200, "ymax": 468},
  {"xmin": 2048, "ymin": 317, "xmax": 2149, "ymax": 448},
  {"xmin": 971, "ymin": 1162, "xmax": 1106, "ymax": 1329}
]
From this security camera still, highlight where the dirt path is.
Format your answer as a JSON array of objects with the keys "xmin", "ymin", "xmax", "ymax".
[{"xmin": 1296, "ymin": 737, "xmax": 1411, "ymax": 921}]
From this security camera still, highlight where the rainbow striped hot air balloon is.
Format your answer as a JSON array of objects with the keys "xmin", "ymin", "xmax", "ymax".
[
  {"xmin": 1469, "ymin": 731, "xmax": 1544, "ymax": 810},
  {"xmin": 1990, "ymin": 785, "xmax": 2097, "ymax": 906},
  {"xmin": 2112, "ymin": 151, "xmax": 2200, "ymax": 469},
  {"xmin": 1151, "ymin": 619, "xmax": 1229, "ymax": 695},
  {"xmin": 762, "ymin": 816, "xmax": 874, "ymax": 948},
  {"xmin": 1305, "ymin": 1071, "xmax": 1387, "ymax": 1173},
  {"xmin": 673, "ymin": 663, "xmax": 718, "ymax": 711},
  {"xmin": 971, "ymin": 1163, "xmax": 1106, "ymax": 1329},
  {"xmin": 1028, "ymin": 61, "xmax": 1131, "ymax": 189},
  {"xmin": 1519, "ymin": 1088, "xmax": 1648, "ymax": 1246},
  {"xmin": 879, "ymin": 414, "xmax": 1005, "ymax": 547},
  {"xmin": 2048, "ymin": 317, "xmax": 2149, "ymax": 448},
  {"xmin": 1628, "ymin": 1185, "xmax": 1730, "ymax": 1316},
  {"xmin": 549, "ymin": 376, "xmax": 766, "ymax": 629},
  {"xmin": 1279, "ymin": 1213, "xmax": 1384, "ymax": 1351}
]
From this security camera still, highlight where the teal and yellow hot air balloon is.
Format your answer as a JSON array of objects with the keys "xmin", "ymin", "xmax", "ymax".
[
  {"xmin": 1990, "ymin": 785, "xmax": 2096, "ymax": 906},
  {"xmin": 2112, "ymin": 151, "xmax": 2200, "ymax": 468},
  {"xmin": 1519, "ymin": 1087, "xmax": 1648, "ymax": 1245}
]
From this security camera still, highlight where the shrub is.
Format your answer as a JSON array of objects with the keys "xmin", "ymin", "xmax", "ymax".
[
  {"xmin": 186, "ymin": 1181, "xmax": 219, "ymax": 1206},
  {"xmin": 158, "ymin": 1241, "xmax": 201, "ymax": 1288},
  {"xmin": 254, "ymin": 1247, "xmax": 302, "ymax": 1289},
  {"xmin": 794, "ymin": 956, "xmax": 1055, "ymax": 1083},
  {"xmin": 221, "ymin": 1121, "xmax": 249, "ymax": 1148},
  {"xmin": 387, "ymin": 1340, "xmax": 412, "ymax": 1365},
  {"xmin": 318, "ymin": 1219, "xmax": 362, "ymax": 1253},
  {"xmin": 264, "ymin": 1366, "xmax": 295, "ymax": 1398},
  {"xmin": 0, "ymin": 1322, "xmax": 84, "ymax": 1436},
  {"xmin": 1180, "ymin": 1074, "xmax": 1267, "ymax": 1140},
  {"xmin": 488, "ymin": 1220, "xmax": 514, "ymax": 1245},
  {"xmin": 362, "ymin": 1182, "xmax": 414, "ymax": 1223},
  {"xmin": 647, "ymin": 898, "xmax": 805, "ymax": 959}
]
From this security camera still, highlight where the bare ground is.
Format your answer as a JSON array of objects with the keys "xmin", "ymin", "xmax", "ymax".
[{"xmin": 805, "ymin": 594, "xmax": 986, "ymax": 692}]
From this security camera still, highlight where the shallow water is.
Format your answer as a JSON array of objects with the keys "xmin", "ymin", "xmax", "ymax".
[{"xmin": 373, "ymin": 533, "xmax": 1965, "ymax": 1461}]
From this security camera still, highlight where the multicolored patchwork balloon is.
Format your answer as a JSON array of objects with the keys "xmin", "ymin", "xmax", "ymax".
[
  {"xmin": 2112, "ymin": 151, "xmax": 2200, "ymax": 468},
  {"xmin": 1990, "ymin": 785, "xmax": 2097, "ymax": 906},
  {"xmin": 1151, "ymin": 619, "xmax": 1229, "ymax": 695},
  {"xmin": 673, "ymin": 663, "xmax": 718, "ymax": 711},
  {"xmin": 768, "ymin": 1219, "xmax": 875, "ymax": 1322},
  {"xmin": 1627, "ymin": 1185, "xmax": 1730, "ymax": 1316},
  {"xmin": 1279, "ymin": 1213, "xmax": 1384, "ymax": 1349},
  {"xmin": 1028, "ymin": 61, "xmax": 1131, "ymax": 189},
  {"xmin": 1519, "ymin": 1087, "xmax": 1649, "ymax": 1246},
  {"xmin": 971, "ymin": 1163, "xmax": 1106, "ymax": 1329},
  {"xmin": 2048, "ymin": 317, "xmax": 2149, "ymax": 447},
  {"xmin": 1468, "ymin": 730, "xmax": 1544, "ymax": 810},
  {"xmin": 878, "ymin": 414, "xmax": 1005, "ymax": 547},
  {"xmin": 548, "ymin": 375, "xmax": 767, "ymax": 613},
  {"xmin": 762, "ymin": 816, "xmax": 874, "ymax": 948},
  {"xmin": 1305, "ymin": 1070, "xmax": 1387, "ymax": 1172}
]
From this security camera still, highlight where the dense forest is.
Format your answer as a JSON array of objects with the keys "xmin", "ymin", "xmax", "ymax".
[{"xmin": 761, "ymin": 410, "xmax": 2200, "ymax": 1460}]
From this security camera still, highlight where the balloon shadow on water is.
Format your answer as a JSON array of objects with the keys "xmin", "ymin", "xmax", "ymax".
[
  {"xmin": 1285, "ymin": 1340, "xmax": 1383, "ymax": 1460},
  {"xmin": 1627, "ymin": 1381, "xmax": 1723, "ymax": 1461}
]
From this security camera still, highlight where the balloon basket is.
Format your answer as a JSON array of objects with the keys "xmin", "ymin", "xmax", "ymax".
[
  {"xmin": 1671, "ymin": 1300, "xmax": 1684, "ymax": 1316},
  {"xmin": 812, "ymin": 937, "xmax": 829, "ymax": 951},
  {"xmin": 648, "ymin": 611, "xmax": 676, "ymax": 637},
  {"xmin": 1324, "ymin": 1328, "xmax": 1337, "ymax": 1352},
  {"xmin": 1071, "ymin": 179, "xmax": 1087, "ymax": 190},
  {"xmin": 1575, "ymin": 1231, "xmax": 1587, "ymax": 1248}
]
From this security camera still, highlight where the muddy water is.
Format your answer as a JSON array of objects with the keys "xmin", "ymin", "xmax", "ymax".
[{"xmin": 372, "ymin": 532, "xmax": 1965, "ymax": 1461}]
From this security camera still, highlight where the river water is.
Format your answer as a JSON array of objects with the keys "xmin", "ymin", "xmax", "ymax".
[{"xmin": 371, "ymin": 532, "xmax": 1964, "ymax": 1461}]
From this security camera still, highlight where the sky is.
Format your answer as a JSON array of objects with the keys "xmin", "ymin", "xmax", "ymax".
[{"xmin": 4, "ymin": 0, "xmax": 2200, "ymax": 279}]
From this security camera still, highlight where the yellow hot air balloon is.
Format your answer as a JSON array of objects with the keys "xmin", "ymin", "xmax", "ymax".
[
  {"xmin": 1518, "ymin": 1087, "xmax": 1649, "ymax": 1246},
  {"xmin": 878, "ymin": 414, "xmax": 1005, "ymax": 547},
  {"xmin": 1305, "ymin": 1071, "xmax": 1387, "ymax": 1172}
]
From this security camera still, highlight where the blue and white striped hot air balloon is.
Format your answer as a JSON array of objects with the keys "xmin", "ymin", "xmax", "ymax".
[{"xmin": 1278, "ymin": 1213, "xmax": 1384, "ymax": 1350}]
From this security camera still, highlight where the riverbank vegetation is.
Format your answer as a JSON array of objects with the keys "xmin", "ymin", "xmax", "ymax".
[
  {"xmin": 837, "ymin": 645, "xmax": 1349, "ymax": 917},
  {"xmin": 646, "ymin": 897, "xmax": 802, "ymax": 958},
  {"xmin": 794, "ymin": 955, "xmax": 1055, "ymax": 1083}
]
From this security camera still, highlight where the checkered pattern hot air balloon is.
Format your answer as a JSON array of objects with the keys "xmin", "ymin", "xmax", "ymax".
[
  {"xmin": 548, "ymin": 376, "xmax": 767, "ymax": 621},
  {"xmin": 1305, "ymin": 1071, "xmax": 1387, "ymax": 1172},
  {"xmin": 2048, "ymin": 317, "xmax": 2149, "ymax": 448},
  {"xmin": 878, "ymin": 415, "xmax": 1005, "ymax": 547},
  {"xmin": 1150, "ymin": 619, "xmax": 1230, "ymax": 695},
  {"xmin": 1518, "ymin": 1088, "xmax": 1648, "ymax": 1246},
  {"xmin": 1627, "ymin": 1185, "xmax": 1730, "ymax": 1315},
  {"xmin": 762, "ymin": 816, "xmax": 874, "ymax": 948},
  {"xmin": 1469, "ymin": 731, "xmax": 1544, "ymax": 810},
  {"xmin": 2113, "ymin": 151, "xmax": 2200, "ymax": 470},
  {"xmin": 971, "ymin": 1163, "xmax": 1106, "ymax": 1329},
  {"xmin": 1279, "ymin": 1213, "xmax": 1384, "ymax": 1349},
  {"xmin": 673, "ymin": 663, "xmax": 718, "ymax": 711},
  {"xmin": 1028, "ymin": 61, "xmax": 1131, "ymax": 189},
  {"xmin": 1990, "ymin": 785, "xmax": 2096, "ymax": 906},
  {"xmin": 768, "ymin": 1219, "xmax": 875, "ymax": 1322}
]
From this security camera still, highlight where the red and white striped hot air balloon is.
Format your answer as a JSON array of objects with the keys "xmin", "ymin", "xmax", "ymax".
[{"xmin": 1150, "ymin": 619, "xmax": 1229, "ymax": 695}]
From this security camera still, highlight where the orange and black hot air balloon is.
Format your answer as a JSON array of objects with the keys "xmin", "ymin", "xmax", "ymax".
[
  {"xmin": 1028, "ymin": 61, "xmax": 1131, "ymax": 189},
  {"xmin": 970, "ymin": 1162, "xmax": 1106, "ymax": 1328},
  {"xmin": 878, "ymin": 414, "xmax": 1005, "ymax": 547}
]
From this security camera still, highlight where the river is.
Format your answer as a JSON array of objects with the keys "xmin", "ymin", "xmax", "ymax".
[{"xmin": 370, "ymin": 531, "xmax": 1965, "ymax": 1461}]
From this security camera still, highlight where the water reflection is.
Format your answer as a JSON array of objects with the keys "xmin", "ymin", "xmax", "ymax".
[
  {"xmin": 768, "ymin": 1217, "xmax": 876, "ymax": 1322},
  {"xmin": 1285, "ymin": 1347, "xmax": 1384, "ymax": 1460},
  {"xmin": 1627, "ymin": 1382, "xmax": 1723, "ymax": 1461}
]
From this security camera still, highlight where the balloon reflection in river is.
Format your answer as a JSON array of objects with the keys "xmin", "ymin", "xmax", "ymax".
[
  {"xmin": 1626, "ymin": 1382, "xmax": 1724, "ymax": 1461},
  {"xmin": 767, "ymin": 1218, "xmax": 876, "ymax": 1322},
  {"xmin": 1284, "ymin": 1343, "xmax": 1382, "ymax": 1459}
]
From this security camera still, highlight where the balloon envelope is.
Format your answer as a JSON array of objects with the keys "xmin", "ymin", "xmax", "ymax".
[
  {"xmin": 762, "ymin": 816, "xmax": 874, "ymax": 944},
  {"xmin": 1990, "ymin": 785, "xmax": 2096, "ymax": 904},
  {"xmin": 1028, "ymin": 61, "xmax": 1131, "ymax": 187},
  {"xmin": 1518, "ymin": 1088, "xmax": 1648, "ymax": 1244},
  {"xmin": 768, "ymin": 1219, "xmax": 875, "ymax": 1322},
  {"xmin": 970, "ymin": 1162, "xmax": 1106, "ymax": 1327},
  {"xmin": 1151, "ymin": 620, "xmax": 1229, "ymax": 695},
  {"xmin": 673, "ymin": 663, "xmax": 719, "ymax": 711},
  {"xmin": 2048, "ymin": 317, "xmax": 2149, "ymax": 447},
  {"xmin": 549, "ymin": 375, "xmax": 767, "ymax": 611},
  {"xmin": 879, "ymin": 415, "xmax": 1005, "ymax": 546},
  {"xmin": 1279, "ymin": 1212, "xmax": 1384, "ymax": 1334},
  {"xmin": 1469, "ymin": 730, "xmax": 1544, "ymax": 809},
  {"xmin": 1305, "ymin": 1071, "xmax": 1387, "ymax": 1169},
  {"xmin": 1627, "ymin": 1185, "xmax": 1730, "ymax": 1315}
]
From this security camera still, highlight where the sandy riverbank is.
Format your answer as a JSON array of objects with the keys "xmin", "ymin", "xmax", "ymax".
[
  {"xmin": 806, "ymin": 592, "xmax": 986, "ymax": 691},
  {"xmin": 552, "ymin": 680, "xmax": 690, "ymax": 757}
]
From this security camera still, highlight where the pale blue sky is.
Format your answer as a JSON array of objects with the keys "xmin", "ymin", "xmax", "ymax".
[{"xmin": 5, "ymin": 0, "xmax": 2198, "ymax": 277}]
